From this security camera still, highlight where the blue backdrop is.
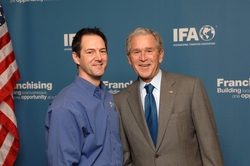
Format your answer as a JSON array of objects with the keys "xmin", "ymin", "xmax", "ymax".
[{"xmin": 2, "ymin": 1, "xmax": 250, "ymax": 165}]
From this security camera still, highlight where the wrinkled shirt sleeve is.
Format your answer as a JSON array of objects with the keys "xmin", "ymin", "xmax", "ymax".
[{"xmin": 45, "ymin": 106, "xmax": 85, "ymax": 166}]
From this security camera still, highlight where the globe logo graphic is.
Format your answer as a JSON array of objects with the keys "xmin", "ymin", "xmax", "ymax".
[{"xmin": 199, "ymin": 25, "xmax": 215, "ymax": 41}]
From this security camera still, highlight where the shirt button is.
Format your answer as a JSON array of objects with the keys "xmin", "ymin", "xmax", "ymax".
[{"xmin": 155, "ymin": 154, "xmax": 160, "ymax": 158}]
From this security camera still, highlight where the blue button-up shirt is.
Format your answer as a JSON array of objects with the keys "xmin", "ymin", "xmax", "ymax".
[{"xmin": 45, "ymin": 76, "xmax": 123, "ymax": 166}]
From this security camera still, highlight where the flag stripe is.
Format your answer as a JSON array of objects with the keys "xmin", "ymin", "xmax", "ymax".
[
  {"xmin": 0, "ymin": 124, "xmax": 9, "ymax": 148},
  {"xmin": 4, "ymin": 134, "xmax": 19, "ymax": 166},
  {"xmin": 0, "ymin": 99, "xmax": 18, "ymax": 130},
  {"xmin": 0, "ymin": 64, "xmax": 20, "ymax": 101},
  {"xmin": 0, "ymin": 54, "xmax": 18, "ymax": 83},
  {"xmin": 0, "ymin": 21, "xmax": 8, "ymax": 38},
  {"xmin": 0, "ymin": 25, "xmax": 10, "ymax": 50},
  {"xmin": 0, "ymin": 33, "xmax": 13, "ymax": 63},
  {"xmin": 0, "ymin": 131, "xmax": 14, "ymax": 165},
  {"xmin": 0, "ymin": 99, "xmax": 19, "ymax": 139},
  {"xmin": 0, "ymin": 47, "xmax": 15, "ymax": 75}
]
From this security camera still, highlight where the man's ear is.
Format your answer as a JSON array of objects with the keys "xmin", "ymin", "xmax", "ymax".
[
  {"xmin": 127, "ymin": 55, "xmax": 132, "ymax": 65},
  {"xmin": 159, "ymin": 49, "xmax": 164, "ymax": 64},
  {"xmin": 72, "ymin": 52, "xmax": 80, "ymax": 65}
]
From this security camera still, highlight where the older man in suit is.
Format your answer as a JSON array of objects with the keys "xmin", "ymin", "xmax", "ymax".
[{"xmin": 114, "ymin": 27, "xmax": 224, "ymax": 166}]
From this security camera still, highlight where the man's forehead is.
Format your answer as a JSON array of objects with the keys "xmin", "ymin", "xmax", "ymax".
[
  {"xmin": 80, "ymin": 35, "xmax": 105, "ymax": 48},
  {"xmin": 131, "ymin": 46, "xmax": 154, "ymax": 50}
]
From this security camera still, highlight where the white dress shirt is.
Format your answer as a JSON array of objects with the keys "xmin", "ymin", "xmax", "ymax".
[{"xmin": 140, "ymin": 69, "xmax": 162, "ymax": 118}]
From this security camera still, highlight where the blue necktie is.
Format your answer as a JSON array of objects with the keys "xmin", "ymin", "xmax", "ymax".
[{"xmin": 144, "ymin": 84, "xmax": 158, "ymax": 146}]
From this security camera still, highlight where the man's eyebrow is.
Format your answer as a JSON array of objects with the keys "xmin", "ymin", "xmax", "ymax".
[
  {"xmin": 145, "ymin": 47, "xmax": 154, "ymax": 49},
  {"xmin": 131, "ymin": 48, "xmax": 141, "ymax": 51},
  {"xmin": 131, "ymin": 47, "xmax": 154, "ymax": 51},
  {"xmin": 85, "ymin": 48, "xmax": 95, "ymax": 52}
]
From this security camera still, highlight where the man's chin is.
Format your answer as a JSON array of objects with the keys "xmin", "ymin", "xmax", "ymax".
[
  {"xmin": 138, "ymin": 74, "xmax": 153, "ymax": 82},
  {"xmin": 93, "ymin": 73, "xmax": 104, "ymax": 79}
]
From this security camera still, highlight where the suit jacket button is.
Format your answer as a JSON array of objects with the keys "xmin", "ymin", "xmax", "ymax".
[{"xmin": 155, "ymin": 154, "xmax": 160, "ymax": 158}]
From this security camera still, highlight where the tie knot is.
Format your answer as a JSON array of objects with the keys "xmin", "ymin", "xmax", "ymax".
[{"xmin": 145, "ymin": 84, "xmax": 154, "ymax": 94}]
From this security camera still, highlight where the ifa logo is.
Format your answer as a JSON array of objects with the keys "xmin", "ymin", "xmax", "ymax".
[{"xmin": 173, "ymin": 25, "xmax": 216, "ymax": 47}]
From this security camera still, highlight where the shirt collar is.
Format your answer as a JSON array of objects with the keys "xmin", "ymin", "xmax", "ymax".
[
  {"xmin": 74, "ymin": 75, "xmax": 105, "ymax": 98},
  {"xmin": 139, "ymin": 69, "xmax": 162, "ymax": 93}
]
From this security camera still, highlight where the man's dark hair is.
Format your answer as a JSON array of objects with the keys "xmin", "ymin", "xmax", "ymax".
[{"xmin": 72, "ymin": 27, "xmax": 107, "ymax": 57}]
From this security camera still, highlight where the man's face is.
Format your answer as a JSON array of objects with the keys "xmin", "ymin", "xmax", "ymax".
[
  {"xmin": 127, "ymin": 34, "xmax": 164, "ymax": 83},
  {"xmin": 72, "ymin": 34, "xmax": 107, "ymax": 85}
]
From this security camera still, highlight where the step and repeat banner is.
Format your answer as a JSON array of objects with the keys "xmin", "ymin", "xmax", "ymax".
[{"xmin": 2, "ymin": 1, "xmax": 250, "ymax": 165}]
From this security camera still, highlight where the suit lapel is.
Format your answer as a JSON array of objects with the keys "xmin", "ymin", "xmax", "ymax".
[
  {"xmin": 156, "ymin": 71, "xmax": 177, "ymax": 150},
  {"xmin": 126, "ymin": 79, "xmax": 156, "ymax": 150}
]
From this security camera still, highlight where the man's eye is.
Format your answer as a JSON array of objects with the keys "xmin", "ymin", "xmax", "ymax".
[
  {"xmin": 86, "ymin": 51, "xmax": 93, "ymax": 54},
  {"xmin": 145, "ymin": 50, "xmax": 153, "ymax": 54}
]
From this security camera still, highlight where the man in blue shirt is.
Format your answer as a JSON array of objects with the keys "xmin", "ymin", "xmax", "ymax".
[{"xmin": 45, "ymin": 27, "xmax": 123, "ymax": 166}]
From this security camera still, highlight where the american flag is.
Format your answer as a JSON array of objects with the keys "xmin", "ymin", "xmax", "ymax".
[{"xmin": 0, "ymin": 3, "xmax": 20, "ymax": 166}]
